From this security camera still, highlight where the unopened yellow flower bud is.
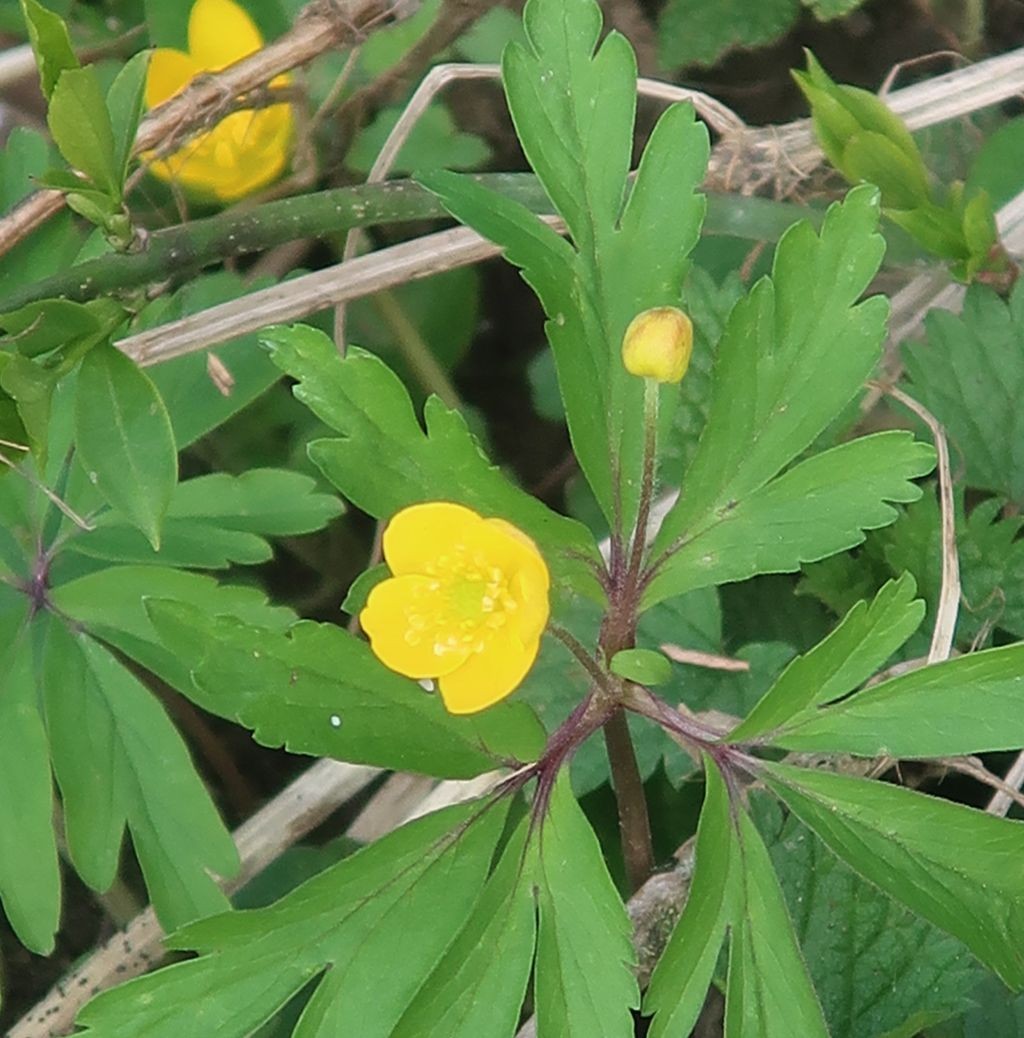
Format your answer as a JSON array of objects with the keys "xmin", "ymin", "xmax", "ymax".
[{"xmin": 621, "ymin": 306, "xmax": 693, "ymax": 384}]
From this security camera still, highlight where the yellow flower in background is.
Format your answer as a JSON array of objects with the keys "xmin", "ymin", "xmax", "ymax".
[
  {"xmin": 144, "ymin": 0, "xmax": 293, "ymax": 201},
  {"xmin": 361, "ymin": 503, "xmax": 551, "ymax": 715},
  {"xmin": 621, "ymin": 306, "xmax": 694, "ymax": 384}
]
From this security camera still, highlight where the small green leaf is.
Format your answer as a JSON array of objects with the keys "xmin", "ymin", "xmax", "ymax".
[
  {"xmin": 658, "ymin": 0, "xmax": 799, "ymax": 69},
  {"xmin": 21, "ymin": 0, "xmax": 78, "ymax": 99},
  {"xmin": 0, "ymin": 297, "xmax": 103, "ymax": 358},
  {"xmin": 50, "ymin": 564, "xmax": 295, "ymax": 695},
  {"xmin": 730, "ymin": 573, "xmax": 924, "ymax": 742},
  {"xmin": 263, "ymin": 324, "xmax": 600, "ymax": 598},
  {"xmin": 75, "ymin": 341, "xmax": 177, "ymax": 549},
  {"xmin": 763, "ymin": 761, "xmax": 1024, "ymax": 988},
  {"xmin": 609, "ymin": 647, "xmax": 673, "ymax": 686},
  {"xmin": 347, "ymin": 104, "xmax": 490, "ymax": 175},
  {"xmin": 391, "ymin": 816, "xmax": 538, "ymax": 1037},
  {"xmin": 146, "ymin": 598, "xmax": 544, "ymax": 778},
  {"xmin": 0, "ymin": 589, "xmax": 60, "ymax": 955},
  {"xmin": 105, "ymin": 50, "xmax": 149, "ymax": 187},
  {"xmin": 966, "ymin": 117, "xmax": 1024, "ymax": 211},
  {"xmin": 47, "ymin": 65, "xmax": 119, "ymax": 197},
  {"xmin": 41, "ymin": 616, "xmax": 238, "ymax": 930},
  {"xmin": 76, "ymin": 798, "xmax": 508, "ymax": 1038},
  {"xmin": 0, "ymin": 351, "xmax": 57, "ymax": 464},
  {"xmin": 769, "ymin": 642, "xmax": 1024, "ymax": 757},
  {"xmin": 341, "ymin": 562, "xmax": 389, "ymax": 616},
  {"xmin": 535, "ymin": 774, "xmax": 640, "ymax": 1037},
  {"xmin": 645, "ymin": 757, "xmax": 737, "ymax": 1038},
  {"xmin": 645, "ymin": 431, "xmax": 935, "ymax": 607},
  {"xmin": 725, "ymin": 807, "xmax": 829, "ymax": 1038}
]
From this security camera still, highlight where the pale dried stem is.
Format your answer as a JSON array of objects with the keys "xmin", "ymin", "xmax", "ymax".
[
  {"xmin": 659, "ymin": 644, "xmax": 751, "ymax": 672},
  {"xmin": 879, "ymin": 384, "xmax": 960, "ymax": 665},
  {"xmin": 987, "ymin": 752, "xmax": 1024, "ymax": 817}
]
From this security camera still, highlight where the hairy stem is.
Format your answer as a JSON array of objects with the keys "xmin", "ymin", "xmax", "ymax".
[
  {"xmin": 603, "ymin": 709, "xmax": 655, "ymax": 891},
  {"xmin": 0, "ymin": 188, "xmax": 810, "ymax": 312}
]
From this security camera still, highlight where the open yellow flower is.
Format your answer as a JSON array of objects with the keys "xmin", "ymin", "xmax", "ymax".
[
  {"xmin": 144, "ymin": 0, "xmax": 293, "ymax": 201},
  {"xmin": 360, "ymin": 502, "xmax": 551, "ymax": 715}
]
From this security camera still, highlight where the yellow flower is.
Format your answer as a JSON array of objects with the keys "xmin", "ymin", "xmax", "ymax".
[
  {"xmin": 360, "ymin": 502, "xmax": 551, "ymax": 715},
  {"xmin": 144, "ymin": 0, "xmax": 293, "ymax": 201},
  {"xmin": 621, "ymin": 306, "xmax": 694, "ymax": 384}
]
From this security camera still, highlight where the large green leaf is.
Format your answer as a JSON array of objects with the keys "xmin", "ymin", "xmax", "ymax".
[
  {"xmin": 75, "ymin": 798, "xmax": 508, "ymax": 1038},
  {"xmin": 423, "ymin": 0, "xmax": 709, "ymax": 531},
  {"xmin": 767, "ymin": 642, "xmax": 1024, "ymax": 757},
  {"xmin": 263, "ymin": 324, "xmax": 600, "ymax": 597},
  {"xmin": 391, "ymin": 817, "xmax": 538, "ymax": 1038},
  {"xmin": 50, "ymin": 564, "xmax": 295, "ymax": 694},
  {"xmin": 74, "ymin": 341, "xmax": 177, "ymax": 550},
  {"xmin": 649, "ymin": 186, "xmax": 891, "ymax": 571},
  {"xmin": 146, "ymin": 599, "xmax": 544, "ymax": 778},
  {"xmin": 645, "ymin": 431, "xmax": 935, "ymax": 607},
  {"xmin": 903, "ymin": 282, "xmax": 1024, "ymax": 507},
  {"xmin": 645, "ymin": 758, "xmax": 737, "ymax": 1038},
  {"xmin": 757, "ymin": 796, "xmax": 980, "ymax": 1038},
  {"xmin": 725, "ymin": 808, "xmax": 829, "ymax": 1038},
  {"xmin": 730, "ymin": 573, "xmax": 924, "ymax": 742},
  {"xmin": 534, "ymin": 776, "xmax": 640, "ymax": 1037},
  {"xmin": 65, "ymin": 468, "xmax": 343, "ymax": 568},
  {"xmin": 763, "ymin": 762, "xmax": 1024, "ymax": 988},
  {"xmin": 0, "ymin": 589, "xmax": 60, "ymax": 955},
  {"xmin": 41, "ymin": 617, "xmax": 238, "ymax": 930}
]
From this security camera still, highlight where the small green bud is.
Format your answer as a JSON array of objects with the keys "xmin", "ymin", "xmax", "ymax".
[{"xmin": 621, "ymin": 306, "xmax": 693, "ymax": 384}]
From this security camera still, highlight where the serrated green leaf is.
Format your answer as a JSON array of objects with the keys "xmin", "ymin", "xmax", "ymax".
[
  {"xmin": 41, "ymin": 616, "xmax": 237, "ymax": 930},
  {"xmin": 903, "ymin": 282, "xmax": 1024, "ymax": 505},
  {"xmin": 425, "ymin": 2, "xmax": 709, "ymax": 532},
  {"xmin": 649, "ymin": 187, "xmax": 893, "ymax": 582},
  {"xmin": 763, "ymin": 762, "xmax": 1024, "ymax": 988},
  {"xmin": 65, "ymin": 468, "xmax": 342, "ymax": 568},
  {"xmin": 347, "ymin": 104, "xmax": 490, "ymax": 175},
  {"xmin": 75, "ymin": 341, "xmax": 177, "ymax": 549},
  {"xmin": 146, "ymin": 598, "xmax": 544, "ymax": 778},
  {"xmin": 50, "ymin": 564, "xmax": 295, "ymax": 695},
  {"xmin": 262, "ymin": 324, "xmax": 600, "ymax": 598},
  {"xmin": 47, "ymin": 65, "xmax": 119, "ymax": 197},
  {"xmin": 21, "ymin": 0, "xmax": 78, "ymax": 99},
  {"xmin": 645, "ymin": 431, "xmax": 935, "ymax": 607},
  {"xmin": 756, "ymin": 795, "xmax": 980, "ymax": 1038},
  {"xmin": 105, "ymin": 50, "xmax": 149, "ymax": 187},
  {"xmin": 76, "ymin": 797, "xmax": 508, "ymax": 1038},
  {"xmin": 730, "ymin": 573, "xmax": 924, "ymax": 742},
  {"xmin": 391, "ymin": 816, "xmax": 538, "ymax": 1038},
  {"xmin": 0, "ymin": 588, "xmax": 60, "ymax": 955},
  {"xmin": 658, "ymin": 0, "xmax": 799, "ymax": 68},
  {"xmin": 725, "ymin": 808, "xmax": 829, "ymax": 1038},
  {"xmin": 645, "ymin": 757, "xmax": 737, "ymax": 1038},
  {"xmin": 769, "ymin": 642, "xmax": 1024, "ymax": 757},
  {"xmin": 67, "ymin": 519, "xmax": 273, "ymax": 568},
  {"xmin": 536, "ymin": 776, "xmax": 639, "ymax": 1037}
]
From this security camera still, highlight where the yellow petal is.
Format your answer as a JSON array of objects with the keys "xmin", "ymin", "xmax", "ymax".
[
  {"xmin": 484, "ymin": 517, "xmax": 551, "ymax": 591},
  {"xmin": 382, "ymin": 502, "xmax": 483, "ymax": 576},
  {"xmin": 438, "ymin": 631, "xmax": 540, "ymax": 714},
  {"xmin": 188, "ymin": 0, "xmax": 264, "ymax": 71},
  {"xmin": 360, "ymin": 575, "xmax": 469, "ymax": 680},
  {"xmin": 509, "ymin": 564, "xmax": 550, "ymax": 643},
  {"xmin": 146, "ymin": 48, "xmax": 200, "ymax": 107}
]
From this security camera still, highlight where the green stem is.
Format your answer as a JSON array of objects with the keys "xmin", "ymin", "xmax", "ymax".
[
  {"xmin": 0, "ymin": 185, "xmax": 815, "ymax": 312},
  {"xmin": 603, "ymin": 708, "xmax": 655, "ymax": 892},
  {"xmin": 626, "ymin": 377, "xmax": 659, "ymax": 588}
]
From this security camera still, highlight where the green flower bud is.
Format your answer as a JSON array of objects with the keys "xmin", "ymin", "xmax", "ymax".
[{"xmin": 621, "ymin": 306, "xmax": 693, "ymax": 384}]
